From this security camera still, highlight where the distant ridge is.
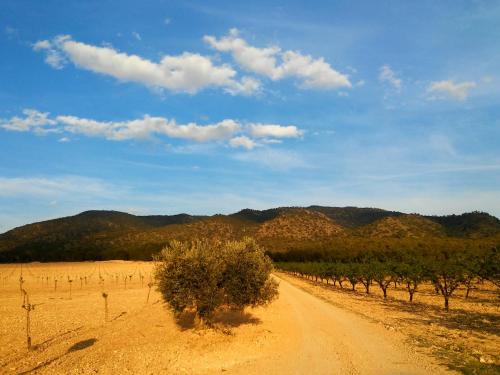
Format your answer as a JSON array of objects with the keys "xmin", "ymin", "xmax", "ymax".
[{"xmin": 1, "ymin": 206, "xmax": 499, "ymax": 262}]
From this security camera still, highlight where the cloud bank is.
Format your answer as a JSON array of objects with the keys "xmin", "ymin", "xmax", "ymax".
[
  {"xmin": 33, "ymin": 35, "xmax": 260, "ymax": 95},
  {"xmin": 0, "ymin": 109, "xmax": 301, "ymax": 150}
]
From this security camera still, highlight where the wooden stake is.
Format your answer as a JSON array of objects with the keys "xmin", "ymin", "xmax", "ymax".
[
  {"xmin": 21, "ymin": 290, "xmax": 35, "ymax": 350},
  {"xmin": 102, "ymin": 292, "xmax": 109, "ymax": 323},
  {"xmin": 146, "ymin": 282, "xmax": 153, "ymax": 303}
]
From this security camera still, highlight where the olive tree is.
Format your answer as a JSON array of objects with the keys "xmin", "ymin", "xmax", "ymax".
[
  {"xmin": 154, "ymin": 238, "xmax": 278, "ymax": 326},
  {"xmin": 221, "ymin": 239, "xmax": 279, "ymax": 311}
]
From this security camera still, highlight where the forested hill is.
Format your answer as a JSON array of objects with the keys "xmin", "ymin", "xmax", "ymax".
[{"xmin": 1, "ymin": 207, "xmax": 499, "ymax": 262}]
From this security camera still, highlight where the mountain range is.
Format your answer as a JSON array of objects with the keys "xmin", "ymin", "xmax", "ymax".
[{"xmin": 1, "ymin": 207, "xmax": 499, "ymax": 262}]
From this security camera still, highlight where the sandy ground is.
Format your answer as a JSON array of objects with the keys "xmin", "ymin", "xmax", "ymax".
[{"xmin": 0, "ymin": 262, "xmax": 496, "ymax": 374}]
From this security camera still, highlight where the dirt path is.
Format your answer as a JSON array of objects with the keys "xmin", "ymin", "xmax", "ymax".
[
  {"xmin": 1, "ymin": 264, "xmax": 457, "ymax": 374},
  {"xmin": 245, "ymin": 274, "xmax": 455, "ymax": 375}
]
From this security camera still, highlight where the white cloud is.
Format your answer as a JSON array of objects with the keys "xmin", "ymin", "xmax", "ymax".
[
  {"xmin": 1, "ymin": 110, "xmax": 301, "ymax": 149},
  {"xmin": 132, "ymin": 31, "xmax": 142, "ymax": 41},
  {"xmin": 32, "ymin": 38, "xmax": 66, "ymax": 69},
  {"xmin": 229, "ymin": 136, "xmax": 257, "ymax": 149},
  {"xmin": 248, "ymin": 123, "xmax": 301, "ymax": 138},
  {"xmin": 33, "ymin": 35, "xmax": 259, "ymax": 95},
  {"xmin": 33, "ymin": 40, "xmax": 51, "ymax": 50},
  {"xmin": 204, "ymin": 28, "xmax": 351, "ymax": 90},
  {"xmin": 427, "ymin": 80, "xmax": 476, "ymax": 101},
  {"xmin": 56, "ymin": 115, "xmax": 241, "ymax": 142},
  {"xmin": 0, "ymin": 109, "xmax": 56, "ymax": 132},
  {"xmin": 378, "ymin": 65, "xmax": 401, "ymax": 89}
]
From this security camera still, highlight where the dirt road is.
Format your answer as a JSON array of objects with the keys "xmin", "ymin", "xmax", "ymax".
[
  {"xmin": 239, "ymin": 274, "xmax": 455, "ymax": 375},
  {"xmin": 1, "ymin": 263, "xmax": 457, "ymax": 374}
]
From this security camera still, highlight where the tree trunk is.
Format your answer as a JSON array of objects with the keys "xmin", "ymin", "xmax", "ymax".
[
  {"xmin": 409, "ymin": 291, "xmax": 414, "ymax": 302},
  {"xmin": 465, "ymin": 285, "xmax": 471, "ymax": 299},
  {"xmin": 383, "ymin": 287, "xmax": 387, "ymax": 299},
  {"xmin": 194, "ymin": 313, "xmax": 205, "ymax": 328},
  {"xmin": 444, "ymin": 295, "xmax": 449, "ymax": 311}
]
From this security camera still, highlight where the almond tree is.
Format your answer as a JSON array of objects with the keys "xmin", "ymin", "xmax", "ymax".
[
  {"xmin": 372, "ymin": 262, "xmax": 394, "ymax": 299},
  {"xmin": 396, "ymin": 259, "xmax": 427, "ymax": 302},
  {"xmin": 428, "ymin": 251, "xmax": 466, "ymax": 311},
  {"xmin": 479, "ymin": 246, "xmax": 500, "ymax": 288},
  {"xmin": 359, "ymin": 263, "xmax": 375, "ymax": 294},
  {"xmin": 345, "ymin": 263, "xmax": 360, "ymax": 291}
]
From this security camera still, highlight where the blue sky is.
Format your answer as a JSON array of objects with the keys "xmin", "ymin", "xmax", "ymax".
[{"xmin": 1, "ymin": 0, "xmax": 499, "ymax": 232}]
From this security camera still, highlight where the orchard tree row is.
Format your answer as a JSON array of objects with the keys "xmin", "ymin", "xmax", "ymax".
[{"xmin": 275, "ymin": 245, "xmax": 499, "ymax": 311}]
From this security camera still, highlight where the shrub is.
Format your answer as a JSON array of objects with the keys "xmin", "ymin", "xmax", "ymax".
[{"xmin": 154, "ymin": 238, "xmax": 278, "ymax": 326}]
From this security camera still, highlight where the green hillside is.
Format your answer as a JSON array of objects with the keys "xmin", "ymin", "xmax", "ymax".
[{"xmin": 0, "ymin": 207, "xmax": 499, "ymax": 262}]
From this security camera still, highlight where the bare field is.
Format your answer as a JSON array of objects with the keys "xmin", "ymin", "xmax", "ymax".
[
  {"xmin": 0, "ymin": 262, "xmax": 497, "ymax": 374},
  {"xmin": 0, "ymin": 261, "xmax": 287, "ymax": 374}
]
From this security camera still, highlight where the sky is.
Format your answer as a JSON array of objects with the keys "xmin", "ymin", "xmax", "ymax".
[{"xmin": 0, "ymin": 0, "xmax": 499, "ymax": 232}]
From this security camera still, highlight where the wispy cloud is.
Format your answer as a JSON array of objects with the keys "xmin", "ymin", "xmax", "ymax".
[
  {"xmin": 5, "ymin": 26, "xmax": 19, "ymax": 40},
  {"xmin": 33, "ymin": 37, "xmax": 66, "ymax": 69},
  {"xmin": 232, "ymin": 148, "xmax": 308, "ymax": 170},
  {"xmin": 429, "ymin": 133, "xmax": 457, "ymax": 157},
  {"xmin": 0, "ymin": 175, "xmax": 115, "ymax": 198},
  {"xmin": 427, "ymin": 80, "xmax": 476, "ymax": 101},
  {"xmin": 131, "ymin": 31, "xmax": 142, "ymax": 41},
  {"xmin": 378, "ymin": 65, "xmax": 401, "ymax": 90}
]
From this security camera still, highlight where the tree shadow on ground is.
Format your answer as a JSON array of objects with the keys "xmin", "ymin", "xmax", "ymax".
[
  {"xmin": 382, "ymin": 300, "xmax": 500, "ymax": 336},
  {"xmin": 292, "ymin": 275, "xmax": 500, "ymax": 337},
  {"xmin": 175, "ymin": 309, "xmax": 261, "ymax": 330},
  {"xmin": 33, "ymin": 326, "xmax": 84, "ymax": 350},
  {"xmin": 68, "ymin": 338, "xmax": 97, "ymax": 352},
  {"xmin": 18, "ymin": 338, "xmax": 98, "ymax": 374}
]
